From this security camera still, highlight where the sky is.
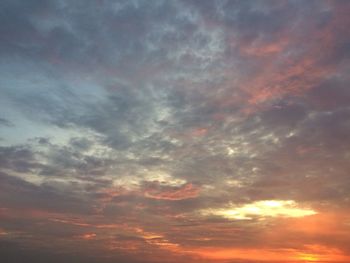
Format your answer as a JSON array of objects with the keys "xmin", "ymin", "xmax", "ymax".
[{"xmin": 0, "ymin": 0, "xmax": 350, "ymax": 262}]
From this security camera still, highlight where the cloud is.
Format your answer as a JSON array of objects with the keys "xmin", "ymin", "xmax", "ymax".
[
  {"xmin": 201, "ymin": 200, "xmax": 317, "ymax": 220},
  {"xmin": 0, "ymin": 0, "xmax": 350, "ymax": 262},
  {"xmin": 144, "ymin": 183, "xmax": 200, "ymax": 201},
  {"xmin": 0, "ymin": 117, "xmax": 14, "ymax": 127}
]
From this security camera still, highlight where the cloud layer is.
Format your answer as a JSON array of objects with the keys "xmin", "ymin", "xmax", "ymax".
[{"xmin": 1, "ymin": 0, "xmax": 350, "ymax": 262}]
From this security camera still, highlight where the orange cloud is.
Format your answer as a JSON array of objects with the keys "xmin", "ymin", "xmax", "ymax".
[
  {"xmin": 144, "ymin": 183, "xmax": 200, "ymax": 201},
  {"xmin": 275, "ymin": 211, "xmax": 350, "ymax": 238},
  {"xmin": 79, "ymin": 233, "xmax": 97, "ymax": 240},
  {"xmin": 192, "ymin": 247, "xmax": 296, "ymax": 261},
  {"xmin": 94, "ymin": 187, "xmax": 133, "ymax": 212}
]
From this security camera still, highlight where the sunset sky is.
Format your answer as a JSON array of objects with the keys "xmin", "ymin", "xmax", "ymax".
[{"xmin": 1, "ymin": 1, "xmax": 350, "ymax": 262}]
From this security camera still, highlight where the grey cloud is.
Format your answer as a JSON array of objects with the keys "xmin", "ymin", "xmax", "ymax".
[
  {"xmin": 308, "ymin": 76, "xmax": 350, "ymax": 111},
  {"xmin": 0, "ymin": 117, "xmax": 14, "ymax": 127},
  {"xmin": 69, "ymin": 137, "xmax": 92, "ymax": 151},
  {"xmin": 0, "ymin": 171, "xmax": 93, "ymax": 214},
  {"xmin": 0, "ymin": 240, "xmax": 151, "ymax": 263},
  {"xmin": 0, "ymin": 145, "xmax": 39, "ymax": 173}
]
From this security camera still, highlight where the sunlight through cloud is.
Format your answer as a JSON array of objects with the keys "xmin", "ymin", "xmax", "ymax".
[{"xmin": 201, "ymin": 200, "xmax": 317, "ymax": 220}]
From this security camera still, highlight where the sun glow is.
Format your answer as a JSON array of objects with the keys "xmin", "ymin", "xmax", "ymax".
[
  {"xmin": 297, "ymin": 253, "xmax": 320, "ymax": 262},
  {"xmin": 191, "ymin": 246, "xmax": 350, "ymax": 262},
  {"xmin": 202, "ymin": 200, "xmax": 317, "ymax": 219}
]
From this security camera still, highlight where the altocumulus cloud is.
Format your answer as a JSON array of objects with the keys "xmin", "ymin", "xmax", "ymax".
[{"xmin": 0, "ymin": 1, "xmax": 350, "ymax": 263}]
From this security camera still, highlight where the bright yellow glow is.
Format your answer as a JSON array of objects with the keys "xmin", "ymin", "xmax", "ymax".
[
  {"xmin": 201, "ymin": 200, "xmax": 317, "ymax": 219},
  {"xmin": 297, "ymin": 253, "xmax": 320, "ymax": 261}
]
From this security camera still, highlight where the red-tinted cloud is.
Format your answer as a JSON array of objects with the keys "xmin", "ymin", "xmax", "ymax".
[{"xmin": 144, "ymin": 183, "xmax": 200, "ymax": 201}]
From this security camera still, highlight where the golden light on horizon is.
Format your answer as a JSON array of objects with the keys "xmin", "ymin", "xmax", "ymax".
[
  {"xmin": 297, "ymin": 253, "xmax": 320, "ymax": 262},
  {"xmin": 191, "ymin": 246, "xmax": 350, "ymax": 262}
]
